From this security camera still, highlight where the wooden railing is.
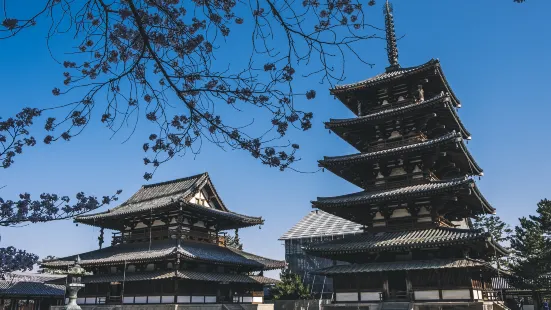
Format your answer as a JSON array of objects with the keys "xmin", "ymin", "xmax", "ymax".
[
  {"xmin": 112, "ymin": 229, "xmax": 224, "ymax": 246},
  {"xmin": 369, "ymin": 133, "xmax": 428, "ymax": 152},
  {"xmin": 482, "ymin": 290, "xmax": 502, "ymax": 301},
  {"xmin": 368, "ymin": 98, "xmax": 415, "ymax": 113},
  {"xmin": 368, "ymin": 171, "xmax": 438, "ymax": 190}
]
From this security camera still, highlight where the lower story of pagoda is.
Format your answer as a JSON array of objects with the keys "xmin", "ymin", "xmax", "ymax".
[{"xmin": 313, "ymin": 260, "xmax": 503, "ymax": 306}]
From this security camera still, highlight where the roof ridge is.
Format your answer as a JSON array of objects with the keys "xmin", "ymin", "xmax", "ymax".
[
  {"xmin": 321, "ymin": 131, "xmax": 461, "ymax": 163},
  {"xmin": 142, "ymin": 172, "xmax": 208, "ymax": 189},
  {"xmin": 327, "ymin": 92, "xmax": 450, "ymax": 125},
  {"xmin": 331, "ymin": 58, "xmax": 439, "ymax": 91}
]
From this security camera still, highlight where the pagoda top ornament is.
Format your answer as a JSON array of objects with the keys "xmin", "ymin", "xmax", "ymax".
[{"xmin": 384, "ymin": 0, "xmax": 400, "ymax": 72}]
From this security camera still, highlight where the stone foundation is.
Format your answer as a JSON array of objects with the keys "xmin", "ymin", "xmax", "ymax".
[{"xmin": 51, "ymin": 304, "xmax": 274, "ymax": 310}]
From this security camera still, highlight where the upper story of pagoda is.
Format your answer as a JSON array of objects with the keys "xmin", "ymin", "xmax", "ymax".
[
  {"xmin": 75, "ymin": 173, "xmax": 263, "ymax": 247},
  {"xmin": 312, "ymin": 1, "xmax": 493, "ymax": 232}
]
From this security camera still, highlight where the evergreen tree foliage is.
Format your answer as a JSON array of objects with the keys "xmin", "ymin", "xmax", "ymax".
[
  {"xmin": 472, "ymin": 214, "xmax": 512, "ymax": 268},
  {"xmin": 272, "ymin": 270, "xmax": 311, "ymax": 300},
  {"xmin": 509, "ymin": 199, "xmax": 551, "ymax": 307}
]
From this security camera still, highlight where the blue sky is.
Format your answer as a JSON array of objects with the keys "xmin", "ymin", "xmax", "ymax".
[{"xmin": 1, "ymin": 0, "xmax": 550, "ymax": 278}]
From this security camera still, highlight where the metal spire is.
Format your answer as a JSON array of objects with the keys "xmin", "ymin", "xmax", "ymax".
[{"xmin": 384, "ymin": 0, "xmax": 400, "ymax": 71}]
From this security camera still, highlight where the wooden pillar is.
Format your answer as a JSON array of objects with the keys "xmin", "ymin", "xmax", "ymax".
[
  {"xmin": 173, "ymin": 277, "xmax": 179, "ymax": 304},
  {"xmin": 356, "ymin": 274, "xmax": 361, "ymax": 302},
  {"xmin": 382, "ymin": 272, "xmax": 389, "ymax": 301},
  {"xmin": 437, "ymin": 270, "xmax": 443, "ymax": 300},
  {"xmin": 405, "ymin": 271, "xmax": 413, "ymax": 301}
]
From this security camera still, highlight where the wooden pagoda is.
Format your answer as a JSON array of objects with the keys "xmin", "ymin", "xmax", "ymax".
[
  {"xmin": 42, "ymin": 172, "xmax": 284, "ymax": 307},
  {"xmin": 304, "ymin": 2, "xmax": 508, "ymax": 309}
]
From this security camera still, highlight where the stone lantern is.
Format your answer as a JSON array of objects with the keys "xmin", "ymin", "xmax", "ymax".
[{"xmin": 64, "ymin": 256, "xmax": 88, "ymax": 310}]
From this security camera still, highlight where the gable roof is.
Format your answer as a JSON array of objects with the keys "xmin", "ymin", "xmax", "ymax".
[
  {"xmin": 75, "ymin": 173, "xmax": 263, "ymax": 229},
  {"xmin": 325, "ymin": 93, "xmax": 470, "ymax": 140},
  {"xmin": 312, "ymin": 177, "xmax": 494, "ymax": 214},
  {"xmin": 303, "ymin": 227, "xmax": 490, "ymax": 255},
  {"xmin": 41, "ymin": 239, "xmax": 285, "ymax": 271},
  {"xmin": 311, "ymin": 258, "xmax": 492, "ymax": 275},
  {"xmin": 279, "ymin": 210, "xmax": 363, "ymax": 240},
  {"xmin": 0, "ymin": 273, "xmax": 65, "ymax": 297}
]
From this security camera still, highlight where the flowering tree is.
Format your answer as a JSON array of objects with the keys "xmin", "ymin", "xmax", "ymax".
[
  {"xmin": 0, "ymin": 110, "xmax": 121, "ymax": 276},
  {"xmin": 1, "ymin": 0, "xmax": 380, "ymax": 276},
  {"xmin": 0, "ymin": 0, "xmax": 384, "ymax": 178},
  {"xmin": 0, "ymin": 0, "xmax": 526, "ymax": 277}
]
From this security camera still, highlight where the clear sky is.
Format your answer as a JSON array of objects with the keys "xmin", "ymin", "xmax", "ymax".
[{"xmin": 1, "ymin": 0, "xmax": 550, "ymax": 279}]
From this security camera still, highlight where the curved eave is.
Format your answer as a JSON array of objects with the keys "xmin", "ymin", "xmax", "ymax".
[
  {"xmin": 319, "ymin": 133, "xmax": 483, "ymax": 180},
  {"xmin": 304, "ymin": 236, "xmax": 488, "ymax": 257},
  {"xmin": 330, "ymin": 59, "xmax": 440, "ymax": 94},
  {"xmin": 470, "ymin": 182, "xmax": 495, "ymax": 214},
  {"xmin": 42, "ymin": 245, "xmax": 281, "ymax": 271},
  {"xmin": 75, "ymin": 201, "xmax": 263, "ymax": 230},
  {"xmin": 325, "ymin": 94, "xmax": 470, "ymax": 140},
  {"xmin": 312, "ymin": 178, "xmax": 492, "ymax": 212},
  {"xmin": 182, "ymin": 202, "xmax": 264, "ymax": 230},
  {"xmin": 457, "ymin": 139, "xmax": 484, "ymax": 176},
  {"xmin": 41, "ymin": 252, "xmax": 177, "ymax": 269},
  {"xmin": 488, "ymin": 238, "xmax": 510, "ymax": 256}
]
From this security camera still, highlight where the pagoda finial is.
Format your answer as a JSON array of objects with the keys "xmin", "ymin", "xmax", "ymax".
[{"xmin": 384, "ymin": 0, "xmax": 400, "ymax": 71}]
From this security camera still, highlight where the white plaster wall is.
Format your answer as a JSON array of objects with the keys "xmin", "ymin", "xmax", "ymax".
[
  {"xmin": 360, "ymin": 292, "xmax": 381, "ymax": 301},
  {"xmin": 190, "ymin": 191, "xmax": 212, "ymax": 208},
  {"xmin": 252, "ymin": 297, "xmax": 263, "ymax": 303},
  {"xmin": 123, "ymin": 297, "xmax": 135, "ymax": 304},
  {"xmin": 441, "ymin": 289, "xmax": 470, "ymax": 300},
  {"xmin": 335, "ymin": 292, "xmax": 358, "ymax": 302},
  {"xmin": 414, "ymin": 290, "xmax": 440, "ymax": 300},
  {"xmin": 85, "ymin": 297, "xmax": 97, "ymax": 304},
  {"xmin": 390, "ymin": 208, "xmax": 410, "ymax": 218},
  {"xmin": 418, "ymin": 207, "xmax": 430, "ymax": 215}
]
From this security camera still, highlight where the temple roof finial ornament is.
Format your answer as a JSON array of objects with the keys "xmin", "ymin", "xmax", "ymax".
[{"xmin": 384, "ymin": 0, "xmax": 400, "ymax": 71}]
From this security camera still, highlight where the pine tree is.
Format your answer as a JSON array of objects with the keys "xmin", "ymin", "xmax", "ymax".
[
  {"xmin": 271, "ymin": 270, "xmax": 311, "ymax": 300},
  {"xmin": 509, "ymin": 199, "xmax": 551, "ymax": 309}
]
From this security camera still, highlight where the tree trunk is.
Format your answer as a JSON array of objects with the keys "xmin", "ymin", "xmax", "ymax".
[{"xmin": 532, "ymin": 290, "xmax": 541, "ymax": 310}]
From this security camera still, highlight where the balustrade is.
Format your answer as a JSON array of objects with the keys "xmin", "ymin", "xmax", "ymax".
[
  {"xmin": 369, "ymin": 133, "xmax": 428, "ymax": 152},
  {"xmin": 111, "ymin": 228, "xmax": 224, "ymax": 246}
]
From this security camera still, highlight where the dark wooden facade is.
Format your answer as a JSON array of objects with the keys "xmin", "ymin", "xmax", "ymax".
[
  {"xmin": 42, "ymin": 173, "xmax": 284, "ymax": 306},
  {"xmin": 306, "ymin": 1, "xmax": 507, "ymax": 306}
]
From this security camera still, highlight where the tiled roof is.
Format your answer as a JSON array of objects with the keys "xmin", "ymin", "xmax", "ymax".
[
  {"xmin": 42, "ymin": 239, "xmax": 284, "ymax": 270},
  {"xmin": 0, "ymin": 273, "xmax": 65, "ymax": 297},
  {"xmin": 76, "ymin": 270, "xmax": 279, "ymax": 285},
  {"xmin": 325, "ymin": 94, "xmax": 469, "ymax": 139},
  {"xmin": 279, "ymin": 210, "xmax": 363, "ymax": 240},
  {"xmin": 75, "ymin": 173, "xmax": 263, "ymax": 228},
  {"xmin": 303, "ymin": 227, "xmax": 489, "ymax": 255},
  {"xmin": 311, "ymin": 258, "xmax": 489, "ymax": 275},
  {"xmin": 331, "ymin": 60, "xmax": 439, "ymax": 93},
  {"xmin": 319, "ymin": 131, "xmax": 482, "ymax": 176},
  {"xmin": 312, "ymin": 177, "xmax": 493, "ymax": 213}
]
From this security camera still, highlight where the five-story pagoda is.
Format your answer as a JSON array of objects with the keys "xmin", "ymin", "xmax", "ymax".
[
  {"xmin": 304, "ymin": 2, "xmax": 507, "ymax": 309},
  {"xmin": 43, "ymin": 172, "xmax": 284, "ymax": 308}
]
